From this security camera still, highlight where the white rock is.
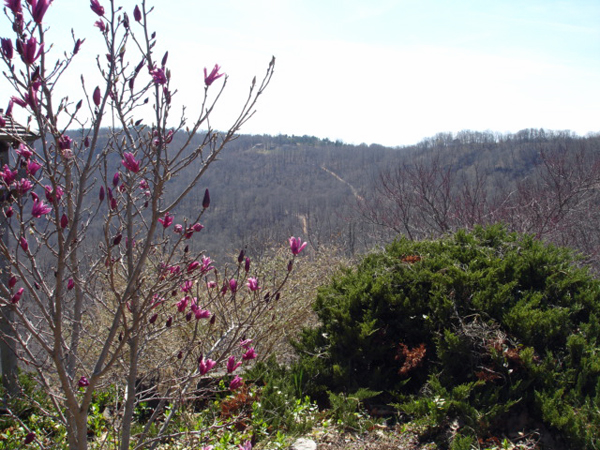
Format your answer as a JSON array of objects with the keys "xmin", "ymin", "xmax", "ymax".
[{"xmin": 290, "ymin": 437, "xmax": 317, "ymax": 450}]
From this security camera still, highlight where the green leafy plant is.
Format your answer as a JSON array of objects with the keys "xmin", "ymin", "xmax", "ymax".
[{"xmin": 293, "ymin": 225, "xmax": 600, "ymax": 447}]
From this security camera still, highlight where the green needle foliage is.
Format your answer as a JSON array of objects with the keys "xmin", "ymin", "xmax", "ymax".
[{"xmin": 293, "ymin": 225, "xmax": 600, "ymax": 447}]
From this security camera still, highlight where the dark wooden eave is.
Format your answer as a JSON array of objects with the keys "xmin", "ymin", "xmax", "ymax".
[{"xmin": 0, "ymin": 110, "xmax": 39, "ymax": 146}]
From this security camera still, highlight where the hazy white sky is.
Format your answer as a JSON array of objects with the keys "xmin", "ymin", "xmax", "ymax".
[{"xmin": 2, "ymin": 0, "xmax": 599, "ymax": 146}]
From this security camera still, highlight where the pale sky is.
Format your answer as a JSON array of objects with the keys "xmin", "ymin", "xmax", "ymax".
[{"xmin": 2, "ymin": 0, "xmax": 599, "ymax": 146}]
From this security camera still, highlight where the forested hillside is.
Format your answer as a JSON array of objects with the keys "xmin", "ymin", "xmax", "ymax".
[{"xmin": 76, "ymin": 128, "xmax": 600, "ymax": 264}]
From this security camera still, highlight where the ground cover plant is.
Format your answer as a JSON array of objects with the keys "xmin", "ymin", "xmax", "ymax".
[{"xmin": 292, "ymin": 225, "xmax": 600, "ymax": 448}]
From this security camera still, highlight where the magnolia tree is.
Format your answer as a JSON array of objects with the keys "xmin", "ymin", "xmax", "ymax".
[{"xmin": 0, "ymin": 1, "xmax": 305, "ymax": 449}]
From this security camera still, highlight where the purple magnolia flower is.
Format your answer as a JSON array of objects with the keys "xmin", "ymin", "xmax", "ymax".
[
  {"xmin": 204, "ymin": 64, "xmax": 224, "ymax": 86},
  {"xmin": 18, "ymin": 36, "xmax": 43, "ymax": 66},
  {"xmin": 16, "ymin": 178, "xmax": 33, "ymax": 195},
  {"xmin": 242, "ymin": 347, "xmax": 257, "ymax": 361},
  {"xmin": 289, "ymin": 236, "xmax": 307, "ymax": 255},
  {"xmin": 93, "ymin": 86, "xmax": 101, "ymax": 106},
  {"xmin": 4, "ymin": 0, "xmax": 22, "ymax": 14},
  {"xmin": 246, "ymin": 277, "xmax": 259, "ymax": 292},
  {"xmin": 199, "ymin": 357, "xmax": 216, "ymax": 375},
  {"xmin": 60, "ymin": 213, "xmax": 68, "ymax": 228},
  {"xmin": 187, "ymin": 261, "xmax": 200, "ymax": 273},
  {"xmin": 78, "ymin": 376, "xmax": 90, "ymax": 387},
  {"xmin": 176, "ymin": 296, "xmax": 189, "ymax": 313},
  {"xmin": 180, "ymin": 280, "xmax": 193, "ymax": 293},
  {"xmin": 121, "ymin": 152, "xmax": 140, "ymax": 173},
  {"xmin": 16, "ymin": 144, "xmax": 33, "ymax": 159},
  {"xmin": 173, "ymin": 224, "xmax": 183, "ymax": 234},
  {"xmin": 58, "ymin": 134, "xmax": 72, "ymax": 151},
  {"xmin": 227, "ymin": 356, "xmax": 241, "ymax": 373},
  {"xmin": 44, "ymin": 185, "xmax": 63, "ymax": 203},
  {"xmin": 67, "ymin": 278, "xmax": 74, "ymax": 290},
  {"xmin": 133, "ymin": 4, "xmax": 141, "ymax": 21},
  {"xmin": 1, "ymin": 164, "xmax": 18, "ymax": 184},
  {"xmin": 150, "ymin": 67, "xmax": 167, "ymax": 85},
  {"xmin": 32, "ymin": 199, "xmax": 52, "ymax": 218},
  {"xmin": 229, "ymin": 278, "xmax": 238, "ymax": 293},
  {"xmin": 200, "ymin": 256, "xmax": 213, "ymax": 274},
  {"xmin": 26, "ymin": 159, "xmax": 41, "ymax": 176},
  {"xmin": 24, "ymin": 432, "xmax": 35, "ymax": 445},
  {"xmin": 19, "ymin": 236, "xmax": 28, "ymax": 251},
  {"xmin": 1, "ymin": 38, "xmax": 13, "ymax": 60},
  {"xmin": 245, "ymin": 257, "xmax": 251, "ymax": 272},
  {"xmin": 206, "ymin": 281, "xmax": 217, "ymax": 289},
  {"xmin": 99, "ymin": 185, "xmax": 105, "ymax": 202},
  {"xmin": 90, "ymin": 0, "xmax": 104, "ymax": 16},
  {"xmin": 229, "ymin": 375, "xmax": 243, "ymax": 391},
  {"xmin": 112, "ymin": 172, "xmax": 120, "ymax": 187},
  {"xmin": 158, "ymin": 211, "xmax": 173, "ymax": 228},
  {"xmin": 193, "ymin": 307, "xmax": 211, "ymax": 320},
  {"xmin": 238, "ymin": 440, "xmax": 252, "ymax": 450},
  {"xmin": 73, "ymin": 38, "xmax": 84, "ymax": 55},
  {"xmin": 192, "ymin": 223, "xmax": 204, "ymax": 232},
  {"xmin": 202, "ymin": 188, "xmax": 210, "ymax": 208},
  {"xmin": 94, "ymin": 19, "xmax": 106, "ymax": 33},
  {"xmin": 5, "ymin": 206, "xmax": 13, "ymax": 217},
  {"xmin": 31, "ymin": 0, "xmax": 52, "ymax": 24},
  {"xmin": 239, "ymin": 338, "xmax": 253, "ymax": 349},
  {"xmin": 9, "ymin": 276, "xmax": 18, "ymax": 289},
  {"xmin": 11, "ymin": 287, "xmax": 24, "ymax": 303}
]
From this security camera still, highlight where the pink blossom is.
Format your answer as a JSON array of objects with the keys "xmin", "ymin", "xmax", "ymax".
[
  {"xmin": 246, "ymin": 277, "xmax": 259, "ymax": 292},
  {"xmin": 67, "ymin": 278, "xmax": 74, "ymax": 290},
  {"xmin": 202, "ymin": 188, "xmax": 210, "ymax": 208},
  {"xmin": 112, "ymin": 172, "xmax": 120, "ymax": 187},
  {"xmin": 176, "ymin": 296, "xmax": 189, "ymax": 313},
  {"xmin": 239, "ymin": 339, "xmax": 253, "ymax": 349},
  {"xmin": 245, "ymin": 257, "xmax": 251, "ymax": 272},
  {"xmin": 158, "ymin": 212, "xmax": 173, "ymax": 228},
  {"xmin": 229, "ymin": 375, "xmax": 243, "ymax": 391},
  {"xmin": 238, "ymin": 440, "xmax": 252, "ymax": 450},
  {"xmin": 11, "ymin": 287, "xmax": 24, "ymax": 303},
  {"xmin": 204, "ymin": 64, "xmax": 224, "ymax": 86},
  {"xmin": 9, "ymin": 276, "xmax": 18, "ymax": 289},
  {"xmin": 90, "ymin": 0, "xmax": 104, "ymax": 16},
  {"xmin": 200, "ymin": 256, "xmax": 213, "ymax": 273},
  {"xmin": 4, "ymin": 0, "xmax": 22, "ymax": 15},
  {"xmin": 16, "ymin": 144, "xmax": 33, "ymax": 159},
  {"xmin": 242, "ymin": 347, "xmax": 257, "ymax": 361},
  {"xmin": 180, "ymin": 280, "xmax": 193, "ymax": 293},
  {"xmin": 58, "ymin": 134, "xmax": 72, "ymax": 152},
  {"xmin": 289, "ymin": 236, "xmax": 308, "ymax": 255},
  {"xmin": 16, "ymin": 178, "xmax": 33, "ymax": 194},
  {"xmin": 26, "ymin": 159, "xmax": 41, "ymax": 176},
  {"xmin": 173, "ymin": 224, "xmax": 183, "ymax": 234},
  {"xmin": 187, "ymin": 261, "xmax": 200, "ymax": 273},
  {"xmin": 206, "ymin": 281, "xmax": 217, "ymax": 289},
  {"xmin": 1, "ymin": 165, "xmax": 18, "ymax": 185},
  {"xmin": 192, "ymin": 223, "xmax": 204, "ymax": 232},
  {"xmin": 1, "ymin": 38, "xmax": 13, "ymax": 60},
  {"xmin": 19, "ymin": 236, "xmax": 28, "ymax": 251},
  {"xmin": 31, "ymin": 0, "xmax": 52, "ymax": 24},
  {"xmin": 150, "ymin": 67, "xmax": 167, "ymax": 85},
  {"xmin": 99, "ymin": 185, "xmax": 105, "ymax": 202},
  {"xmin": 133, "ymin": 4, "xmax": 141, "ymax": 21},
  {"xmin": 93, "ymin": 86, "xmax": 101, "ymax": 106},
  {"xmin": 60, "ymin": 213, "xmax": 68, "ymax": 228},
  {"xmin": 199, "ymin": 357, "xmax": 216, "ymax": 375},
  {"xmin": 227, "ymin": 356, "xmax": 241, "ymax": 373},
  {"xmin": 121, "ymin": 152, "xmax": 140, "ymax": 173},
  {"xmin": 229, "ymin": 278, "xmax": 238, "ymax": 293},
  {"xmin": 5, "ymin": 206, "xmax": 14, "ymax": 217},
  {"xmin": 77, "ymin": 376, "xmax": 90, "ymax": 387},
  {"xmin": 17, "ymin": 36, "xmax": 43, "ymax": 66},
  {"xmin": 31, "ymin": 199, "xmax": 52, "ymax": 218},
  {"xmin": 193, "ymin": 308, "xmax": 210, "ymax": 320},
  {"xmin": 94, "ymin": 20, "xmax": 106, "ymax": 33}
]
